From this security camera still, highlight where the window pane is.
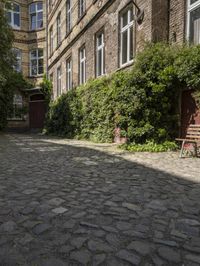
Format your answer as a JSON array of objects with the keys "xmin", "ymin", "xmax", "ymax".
[
  {"xmin": 31, "ymin": 14, "xmax": 36, "ymax": 29},
  {"xmin": 38, "ymin": 49, "xmax": 43, "ymax": 57},
  {"xmin": 122, "ymin": 30, "xmax": 128, "ymax": 64},
  {"xmin": 37, "ymin": 19, "xmax": 43, "ymax": 28},
  {"xmin": 122, "ymin": 11, "xmax": 128, "ymax": 27},
  {"xmin": 97, "ymin": 34, "xmax": 103, "ymax": 46},
  {"xmin": 37, "ymin": 2, "xmax": 43, "ymax": 10},
  {"xmin": 14, "ymin": 13, "xmax": 20, "ymax": 27},
  {"xmin": 38, "ymin": 11, "xmax": 43, "ymax": 20},
  {"xmin": 31, "ymin": 60, "xmax": 37, "ymax": 75},
  {"xmin": 13, "ymin": 3, "xmax": 20, "ymax": 12},
  {"xmin": 6, "ymin": 11, "xmax": 11, "ymax": 24},
  {"xmin": 190, "ymin": 7, "xmax": 200, "ymax": 44},
  {"xmin": 130, "ymin": 26, "xmax": 134, "ymax": 60},
  {"xmin": 31, "ymin": 50, "xmax": 37, "ymax": 58},
  {"xmin": 97, "ymin": 50, "xmax": 102, "ymax": 76},
  {"xmin": 30, "ymin": 3, "xmax": 36, "ymax": 13},
  {"xmin": 191, "ymin": 0, "xmax": 199, "ymax": 4}
]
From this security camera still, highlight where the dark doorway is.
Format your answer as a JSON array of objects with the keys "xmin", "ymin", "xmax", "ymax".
[
  {"xmin": 29, "ymin": 94, "xmax": 46, "ymax": 129},
  {"xmin": 181, "ymin": 90, "xmax": 200, "ymax": 137}
]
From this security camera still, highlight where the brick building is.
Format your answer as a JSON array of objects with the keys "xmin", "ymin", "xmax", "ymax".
[{"xmin": 4, "ymin": 0, "xmax": 200, "ymax": 130}]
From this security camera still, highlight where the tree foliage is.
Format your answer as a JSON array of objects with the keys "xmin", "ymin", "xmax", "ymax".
[{"xmin": 45, "ymin": 43, "xmax": 200, "ymax": 144}]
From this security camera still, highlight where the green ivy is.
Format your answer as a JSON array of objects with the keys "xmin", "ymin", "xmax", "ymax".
[{"xmin": 45, "ymin": 43, "xmax": 200, "ymax": 144}]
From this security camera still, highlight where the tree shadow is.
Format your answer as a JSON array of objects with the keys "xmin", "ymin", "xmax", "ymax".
[{"xmin": 0, "ymin": 133, "xmax": 200, "ymax": 266}]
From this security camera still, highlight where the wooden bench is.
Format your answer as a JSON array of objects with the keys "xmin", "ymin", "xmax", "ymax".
[{"xmin": 176, "ymin": 124, "xmax": 200, "ymax": 158}]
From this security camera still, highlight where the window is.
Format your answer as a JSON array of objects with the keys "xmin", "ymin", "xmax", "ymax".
[
  {"xmin": 12, "ymin": 48, "xmax": 22, "ymax": 72},
  {"xmin": 96, "ymin": 31, "xmax": 105, "ymax": 77},
  {"xmin": 8, "ymin": 94, "xmax": 24, "ymax": 120},
  {"xmin": 66, "ymin": 0, "xmax": 72, "ymax": 33},
  {"xmin": 57, "ymin": 13, "xmax": 61, "ymax": 46},
  {"xmin": 79, "ymin": 0, "xmax": 86, "ymax": 18},
  {"xmin": 50, "ymin": 26, "xmax": 53, "ymax": 54},
  {"xmin": 29, "ymin": 2, "xmax": 43, "ymax": 30},
  {"xmin": 30, "ymin": 49, "xmax": 43, "ymax": 76},
  {"xmin": 188, "ymin": 0, "xmax": 200, "ymax": 44},
  {"xmin": 66, "ymin": 58, "xmax": 72, "ymax": 90},
  {"xmin": 120, "ymin": 7, "xmax": 134, "ymax": 66},
  {"xmin": 57, "ymin": 66, "xmax": 62, "ymax": 96},
  {"xmin": 79, "ymin": 46, "xmax": 86, "ymax": 84},
  {"xmin": 5, "ymin": 2, "xmax": 20, "ymax": 29}
]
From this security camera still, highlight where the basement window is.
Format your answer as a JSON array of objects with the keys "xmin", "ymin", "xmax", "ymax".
[{"xmin": 188, "ymin": 0, "xmax": 200, "ymax": 44}]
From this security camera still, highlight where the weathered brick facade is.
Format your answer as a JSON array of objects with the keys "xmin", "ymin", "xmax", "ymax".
[
  {"xmin": 6, "ymin": 0, "xmax": 199, "ymax": 130},
  {"xmin": 47, "ymin": 0, "xmax": 189, "ymax": 98}
]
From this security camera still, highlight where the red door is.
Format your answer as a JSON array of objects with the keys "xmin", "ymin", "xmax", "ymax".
[
  {"xmin": 29, "ymin": 94, "xmax": 46, "ymax": 129},
  {"xmin": 181, "ymin": 90, "xmax": 200, "ymax": 137}
]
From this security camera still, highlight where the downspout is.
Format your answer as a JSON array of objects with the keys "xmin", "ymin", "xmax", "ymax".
[{"xmin": 45, "ymin": 0, "xmax": 48, "ymax": 77}]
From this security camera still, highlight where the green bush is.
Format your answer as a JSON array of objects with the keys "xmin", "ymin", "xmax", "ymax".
[
  {"xmin": 121, "ymin": 141, "xmax": 178, "ymax": 152},
  {"xmin": 45, "ymin": 43, "xmax": 200, "ymax": 144}
]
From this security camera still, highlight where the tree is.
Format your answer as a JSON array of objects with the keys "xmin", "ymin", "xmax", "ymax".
[{"xmin": 0, "ymin": 4, "xmax": 31, "ymax": 130}]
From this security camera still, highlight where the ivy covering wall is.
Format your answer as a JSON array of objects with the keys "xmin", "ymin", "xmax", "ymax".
[{"xmin": 45, "ymin": 43, "xmax": 200, "ymax": 144}]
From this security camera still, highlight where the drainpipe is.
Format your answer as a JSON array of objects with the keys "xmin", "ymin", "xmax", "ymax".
[{"xmin": 45, "ymin": 0, "xmax": 48, "ymax": 78}]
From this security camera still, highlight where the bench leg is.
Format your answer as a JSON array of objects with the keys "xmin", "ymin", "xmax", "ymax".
[
  {"xmin": 194, "ymin": 142, "xmax": 198, "ymax": 157},
  {"xmin": 179, "ymin": 140, "xmax": 185, "ymax": 158}
]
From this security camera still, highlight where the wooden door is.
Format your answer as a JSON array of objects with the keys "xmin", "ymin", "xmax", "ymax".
[
  {"xmin": 181, "ymin": 90, "xmax": 200, "ymax": 137},
  {"xmin": 29, "ymin": 94, "xmax": 46, "ymax": 129}
]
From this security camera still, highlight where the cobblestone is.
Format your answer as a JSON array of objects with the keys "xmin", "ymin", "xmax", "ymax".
[{"xmin": 0, "ymin": 133, "xmax": 200, "ymax": 265}]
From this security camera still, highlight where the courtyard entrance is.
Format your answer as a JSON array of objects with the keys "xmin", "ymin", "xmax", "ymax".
[{"xmin": 29, "ymin": 94, "xmax": 46, "ymax": 129}]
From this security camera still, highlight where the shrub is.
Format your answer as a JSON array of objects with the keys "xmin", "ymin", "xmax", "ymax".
[
  {"xmin": 45, "ymin": 43, "xmax": 200, "ymax": 144},
  {"xmin": 121, "ymin": 141, "xmax": 178, "ymax": 152}
]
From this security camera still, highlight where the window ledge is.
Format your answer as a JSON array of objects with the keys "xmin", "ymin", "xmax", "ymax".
[
  {"xmin": 29, "ymin": 27, "xmax": 45, "ymax": 33},
  {"xmin": 66, "ymin": 29, "xmax": 73, "ymax": 38},
  {"xmin": 28, "ymin": 74, "xmax": 43, "ymax": 78},
  {"xmin": 117, "ymin": 61, "xmax": 134, "ymax": 72},
  {"xmin": 77, "ymin": 12, "xmax": 86, "ymax": 24}
]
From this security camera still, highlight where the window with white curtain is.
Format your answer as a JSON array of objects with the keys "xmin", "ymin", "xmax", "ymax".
[
  {"xmin": 50, "ymin": 26, "xmax": 53, "ymax": 55},
  {"xmin": 120, "ymin": 6, "xmax": 134, "ymax": 66},
  {"xmin": 66, "ymin": 0, "xmax": 72, "ymax": 33},
  {"xmin": 96, "ymin": 31, "xmax": 105, "ymax": 77},
  {"xmin": 29, "ymin": 2, "xmax": 43, "ymax": 30},
  {"xmin": 188, "ymin": 0, "xmax": 200, "ymax": 44},
  {"xmin": 79, "ymin": 46, "xmax": 86, "ymax": 84},
  {"xmin": 57, "ymin": 66, "xmax": 62, "ymax": 96},
  {"xmin": 66, "ymin": 58, "xmax": 72, "ymax": 90},
  {"xmin": 57, "ymin": 13, "xmax": 61, "ymax": 46},
  {"xmin": 5, "ymin": 2, "xmax": 20, "ymax": 29}
]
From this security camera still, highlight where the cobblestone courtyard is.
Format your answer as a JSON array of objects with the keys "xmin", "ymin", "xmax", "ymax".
[{"xmin": 0, "ymin": 133, "xmax": 200, "ymax": 266}]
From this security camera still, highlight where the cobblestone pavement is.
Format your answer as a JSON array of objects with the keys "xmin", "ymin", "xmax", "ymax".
[{"xmin": 0, "ymin": 133, "xmax": 200, "ymax": 266}]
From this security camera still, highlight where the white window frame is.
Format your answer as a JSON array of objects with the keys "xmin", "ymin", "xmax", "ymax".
[
  {"xmin": 29, "ymin": 2, "xmax": 43, "ymax": 30},
  {"xmin": 57, "ymin": 66, "xmax": 62, "ymax": 96},
  {"xmin": 66, "ymin": 58, "xmax": 72, "ymax": 90},
  {"xmin": 66, "ymin": 0, "xmax": 72, "ymax": 33},
  {"xmin": 79, "ymin": 0, "xmax": 86, "ymax": 18},
  {"xmin": 5, "ymin": 2, "xmax": 20, "ymax": 29},
  {"xmin": 79, "ymin": 46, "xmax": 86, "ymax": 85},
  {"xmin": 96, "ymin": 31, "xmax": 105, "ymax": 77},
  {"xmin": 57, "ymin": 13, "xmax": 61, "ymax": 46},
  {"xmin": 120, "ymin": 7, "xmax": 134, "ymax": 67},
  {"xmin": 50, "ymin": 26, "xmax": 53, "ymax": 55},
  {"xmin": 30, "ymin": 49, "xmax": 44, "ymax": 76},
  {"xmin": 12, "ymin": 48, "xmax": 22, "ymax": 72},
  {"xmin": 187, "ymin": 0, "xmax": 200, "ymax": 44}
]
